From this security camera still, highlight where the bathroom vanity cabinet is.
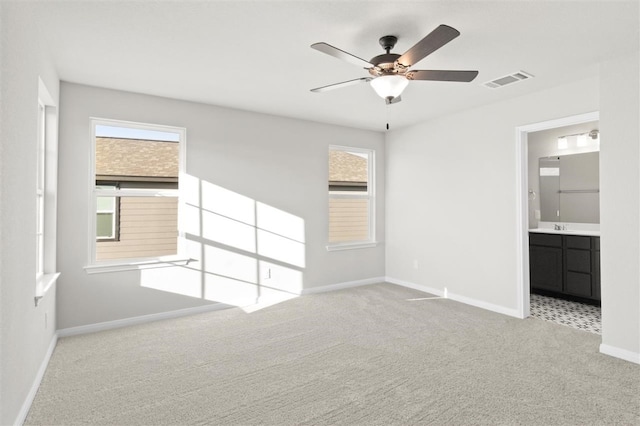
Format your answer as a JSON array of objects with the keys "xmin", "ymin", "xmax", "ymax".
[{"xmin": 529, "ymin": 232, "xmax": 600, "ymax": 304}]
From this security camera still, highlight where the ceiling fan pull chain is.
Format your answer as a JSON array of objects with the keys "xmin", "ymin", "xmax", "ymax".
[{"xmin": 386, "ymin": 105, "xmax": 390, "ymax": 130}]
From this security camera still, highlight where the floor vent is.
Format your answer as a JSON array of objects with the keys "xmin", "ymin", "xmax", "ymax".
[{"xmin": 483, "ymin": 71, "xmax": 533, "ymax": 88}]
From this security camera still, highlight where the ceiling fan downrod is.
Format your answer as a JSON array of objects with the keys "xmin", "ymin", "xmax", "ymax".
[{"xmin": 379, "ymin": 35, "xmax": 398, "ymax": 54}]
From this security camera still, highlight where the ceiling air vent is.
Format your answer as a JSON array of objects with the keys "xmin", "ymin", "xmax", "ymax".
[{"xmin": 483, "ymin": 71, "xmax": 533, "ymax": 89}]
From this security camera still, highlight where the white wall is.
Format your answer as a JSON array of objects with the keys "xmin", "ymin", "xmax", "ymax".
[
  {"xmin": 385, "ymin": 77, "xmax": 599, "ymax": 313},
  {"xmin": 599, "ymin": 51, "xmax": 640, "ymax": 360},
  {"xmin": 57, "ymin": 83, "xmax": 385, "ymax": 330},
  {"xmin": 0, "ymin": 3, "xmax": 60, "ymax": 425}
]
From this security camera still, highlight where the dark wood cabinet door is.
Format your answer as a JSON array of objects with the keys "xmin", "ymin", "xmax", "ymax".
[
  {"xmin": 566, "ymin": 248, "xmax": 591, "ymax": 273},
  {"xmin": 530, "ymin": 245, "xmax": 563, "ymax": 292},
  {"xmin": 592, "ymin": 248, "xmax": 601, "ymax": 300},
  {"xmin": 566, "ymin": 271, "xmax": 592, "ymax": 297}
]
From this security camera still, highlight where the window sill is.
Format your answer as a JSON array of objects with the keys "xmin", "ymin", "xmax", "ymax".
[
  {"xmin": 84, "ymin": 256, "xmax": 196, "ymax": 275},
  {"xmin": 326, "ymin": 242, "xmax": 378, "ymax": 252},
  {"xmin": 35, "ymin": 272, "xmax": 60, "ymax": 306}
]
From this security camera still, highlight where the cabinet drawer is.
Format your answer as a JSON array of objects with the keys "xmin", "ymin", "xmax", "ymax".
[
  {"xmin": 566, "ymin": 249, "xmax": 591, "ymax": 273},
  {"xmin": 529, "ymin": 233, "xmax": 562, "ymax": 247},
  {"xmin": 566, "ymin": 272, "xmax": 592, "ymax": 297},
  {"xmin": 566, "ymin": 235, "xmax": 591, "ymax": 249}
]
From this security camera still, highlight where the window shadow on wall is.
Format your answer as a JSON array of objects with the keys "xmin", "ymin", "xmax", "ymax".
[{"xmin": 139, "ymin": 174, "xmax": 306, "ymax": 312}]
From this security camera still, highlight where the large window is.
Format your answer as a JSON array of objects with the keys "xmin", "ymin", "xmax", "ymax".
[
  {"xmin": 35, "ymin": 78, "xmax": 60, "ymax": 305},
  {"xmin": 36, "ymin": 101, "xmax": 45, "ymax": 278},
  {"xmin": 328, "ymin": 145, "xmax": 375, "ymax": 249},
  {"xmin": 89, "ymin": 119, "xmax": 185, "ymax": 266}
]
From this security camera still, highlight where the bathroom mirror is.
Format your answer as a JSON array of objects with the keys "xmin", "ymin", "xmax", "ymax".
[{"xmin": 539, "ymin": 151, "xmax": 599, "ymax": 223}]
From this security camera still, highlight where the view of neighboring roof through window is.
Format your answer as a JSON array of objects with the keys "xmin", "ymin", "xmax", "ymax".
[
  {"xmin": 328, "ymin": 150, "xmax": 368, "ymax": 193},
  {"xmin": 93, "ymin": 123, "xmax": 181, "ymax": 262},
  {"xmin": 328, "ymin": 146, "xmax": 374, "ymax": 247}
]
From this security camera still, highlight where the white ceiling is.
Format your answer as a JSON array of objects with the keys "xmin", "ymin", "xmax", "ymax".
[{"xmin": 34, "ymin": 1, "xmax": 639, "ymax": 132}]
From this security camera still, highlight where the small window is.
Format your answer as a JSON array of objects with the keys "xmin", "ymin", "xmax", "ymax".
[
  {"xmin": 96, "ymin": 185, "xmax": 119, "ymax": 240},
  {"xmin": 90, "ymin": 119, "xmax": 184, "ymax": 264},
  {"xmin": 328, "ymin": 146, "xmax": 375, "ymax": 249}
]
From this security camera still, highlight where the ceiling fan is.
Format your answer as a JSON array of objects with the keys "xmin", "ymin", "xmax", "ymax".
[{"xmin": 310, "ymin": 25, "xmax": 478, "ymax": 105}]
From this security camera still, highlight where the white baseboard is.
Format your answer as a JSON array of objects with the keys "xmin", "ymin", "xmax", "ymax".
[
  {"xmin": 385, "ymin": 276, "xmax": 521, "ymax": 318},
  {"xmin": 14, "ymin": 333, "xmax": 58, "ymax": 426},
  {"xmin": 300, "ymin": 276, "xmax": 386, "ymax": 295},
  {"xmin": 599, "ymin": 343, "xmax": 640, "ymax": 364},
  {"xmin": 385, "ymin": 276, "xmax": 444, "ymax": 297},
  {"xmin": 446, "ymin": 290, "xmax": 521, "ymax": 318},
  {"xmin": 57, "ymin": 303, "xmax": 229, "ymax": 338}
]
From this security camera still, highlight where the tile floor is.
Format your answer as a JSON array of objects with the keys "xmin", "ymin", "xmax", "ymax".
[{"xmin": 530, "ymin": 293, "xmax": 601, "ymax": 335}]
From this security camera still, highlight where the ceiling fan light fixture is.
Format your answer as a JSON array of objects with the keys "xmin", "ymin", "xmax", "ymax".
[{"xmin": 370, "ymin": 75, "xmax": 409, "ymax": 99}]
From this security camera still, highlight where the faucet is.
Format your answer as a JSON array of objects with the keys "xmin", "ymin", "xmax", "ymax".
[{"xmin": 554, "ymin": 224, "xmax": 567, "ymax": 231}]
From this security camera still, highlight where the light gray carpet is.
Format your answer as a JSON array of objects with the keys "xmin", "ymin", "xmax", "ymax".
[{"xmin": 26, "ymin": 283, "xmax": 639, "ymax": 425}]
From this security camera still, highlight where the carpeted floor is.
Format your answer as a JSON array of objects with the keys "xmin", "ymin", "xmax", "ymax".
[{"xmin": 26, "ymin": 283, "xmax": 639, "ymax": 425}]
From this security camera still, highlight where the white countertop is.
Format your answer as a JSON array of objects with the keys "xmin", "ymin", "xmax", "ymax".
[
  {"xmin": 529, "ymin": 228, "xmax": 600, "ymax": 237},
  {"xmin": 529, "ymin": 222, "xmax": 600, "ymax": 237}
]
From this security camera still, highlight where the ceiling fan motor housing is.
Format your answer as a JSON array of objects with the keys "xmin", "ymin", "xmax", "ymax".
[
  {"xmin": 369, "ymin": 53, "xmax": 401, "ymax": 73},
  {"xmin": 369, "ymin": 35, "xmax": 406, "ymax": 77}
]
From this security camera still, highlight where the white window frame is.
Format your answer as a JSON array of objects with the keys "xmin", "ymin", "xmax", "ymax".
[
  {"xmin": 85, "ymin": 118, "xmax": 190, "ymax": 274},
  {"xmin": 35, "ymin": 78, "xmax": 61, "ymax": 306},
  {"xmin": 327, "ymin": 145, "xmax": 377, "ymax": 251}
]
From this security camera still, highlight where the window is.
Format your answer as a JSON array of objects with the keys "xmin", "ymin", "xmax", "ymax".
[
  {"xmin": 327, "ymin": 145, "xmax": 375, "ymax": 249},
  {"xmin": 96, "ymin": 184, "xmax": 119, "ymax": 240},
  {"xmin": 89, "ymin": 119, "xmax": 185, "ymax": 267},
  {"xmin": 36, "ymin": 101, "xmax": 45, "ymax": 278},
  {"xmin": 35, "ymin": 78, "xmax": 60, "ymax": 305}
]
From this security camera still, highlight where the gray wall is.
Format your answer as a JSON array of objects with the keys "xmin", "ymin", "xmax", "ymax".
[
  {"xmin": 0, "ymin": 3, "xmax": 60, "ymax": 425},
  {"xmin": 57, "ymin": 82, "xmax": 386, "ymax": 330}
]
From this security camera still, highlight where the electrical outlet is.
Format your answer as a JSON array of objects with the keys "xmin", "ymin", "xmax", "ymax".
[
  {"xmin": 535, "ymin": 209, "xmax": 541, "ymax": 220},
  {"xmin": 413, "ymin": 260, "xmax": 419, "ymax": 270}
]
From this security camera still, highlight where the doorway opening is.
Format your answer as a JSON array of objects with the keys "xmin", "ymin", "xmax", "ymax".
[{"xmin": 515, "ymin": 111, "xmax": 600, "ymax": 327}]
